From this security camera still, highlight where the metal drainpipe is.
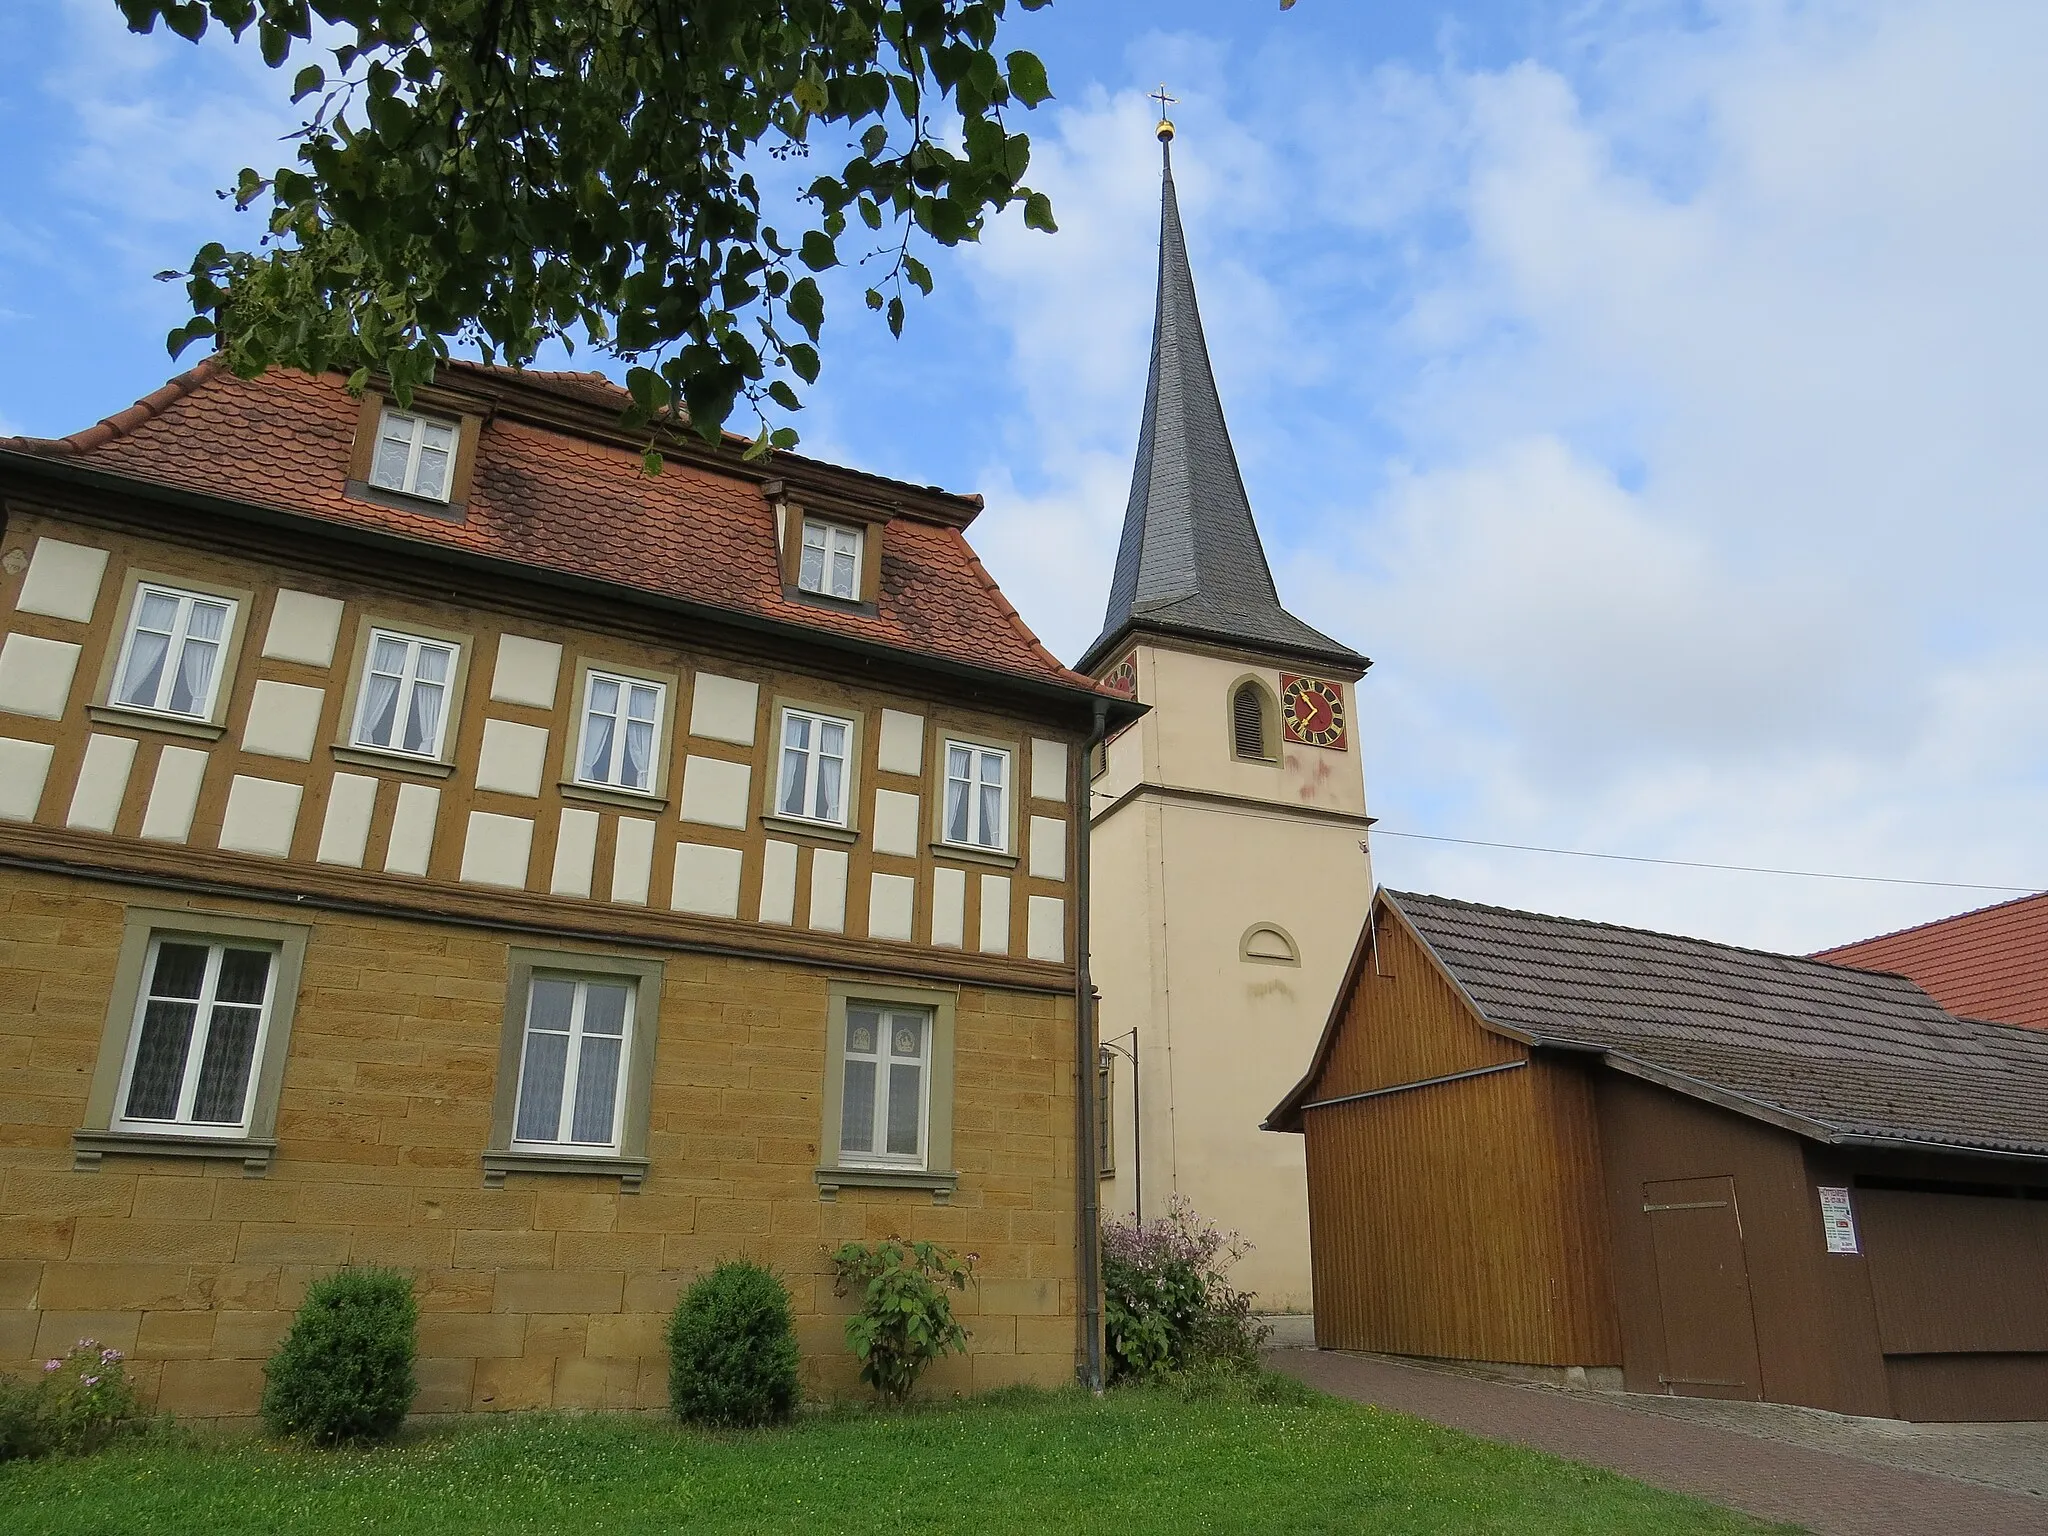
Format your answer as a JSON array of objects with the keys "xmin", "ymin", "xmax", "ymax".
[{"xmin": 1075, "ymin": 696, "xmax": 1109, "ymax": 1393}]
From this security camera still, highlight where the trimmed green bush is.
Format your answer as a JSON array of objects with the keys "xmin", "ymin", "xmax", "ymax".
[
  {"xmin": 667, "ymin": 1260, "xmax": 801, "ymax": 1427},
  {"xmin": 262, "ymin": 1267, "xmax": 418, "ymax": 1446}
]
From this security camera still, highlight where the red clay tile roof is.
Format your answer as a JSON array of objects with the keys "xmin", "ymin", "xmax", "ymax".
[
  {"xmin": 5, "ymin": 359, "xmax": 1095, "ymax": 695},
  {"xmin": 1815, "ymin": 892, "xmax": 2048, "ymax": 1031}
]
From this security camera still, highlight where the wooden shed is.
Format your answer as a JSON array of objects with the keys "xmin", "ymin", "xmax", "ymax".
[{"xmin": 1267, "ymin": 890, "xmax": 2048, "ymax": 1422}]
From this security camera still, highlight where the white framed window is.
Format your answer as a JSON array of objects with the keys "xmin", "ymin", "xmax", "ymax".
[
  {"xmin": 367, "ymin": 407, "xmax": 459, "ymax": 502},
  {"xmin": 113, "ymin": 937, "xmax": 278, "ymax": 1137},
  {"xmin": 838, "ymin": 1004, "xmax": 931, "ymax": 1166},
  {"xmin": 111, "ymin": 584, "xmax": 236, "ymax": 720},
  {"xmin": 352, "ymin": 629, "xmax": 457, "ymax": 758},
  {"xmin": 577, "ymin": 671, "xmax": 664, "ymax": 793},
  {"xmin": 777, "ymin": 706, "xmax": 851, "ymax": 826},
  {"xmin": 797, "ymin": 518, "xmax": 862, "ymax": 600},
  {"xmin": 510, "ymin": 974, "xmax": 635, "ymax": 1154},
  {"xmin": 942, "ymin": 741, "xmax": 1010, "ymax": 852}
]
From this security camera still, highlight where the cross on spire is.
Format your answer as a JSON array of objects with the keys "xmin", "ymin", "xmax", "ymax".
[{"xmin": 1149, "ymin": 84, "xmax": 1177, "ymax": 143}]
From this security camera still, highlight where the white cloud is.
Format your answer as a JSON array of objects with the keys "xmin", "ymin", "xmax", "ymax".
[{"xmin": 959, "ymin": 0, "xmax": 2048, "ymax": 952}]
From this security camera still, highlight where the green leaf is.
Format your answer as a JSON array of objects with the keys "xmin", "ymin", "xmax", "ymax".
[
  {"xmin": 766, "ymin": 380, "xmax": 801, "ymax": 412},
  {"xmin": 798, "ymin": 230, "xmax": 838, "ymax": 272},
  {"xmin": 886, "ymin": 295, "xmax": 904, "ymax": 338},
  {"xmin": 786, "ymin": 278, "xmax": 825, "ymax": 339},
  {"xmin": 1006, "ymin": 50, "xmax": 1052, "ymax": 107},
  {"xmin": 290, "ymin": 63, "xmax": 323, "ymax": 102},
  {"xmin": 1023, "ymin": 191, "xmax": 1058, "ymax": 233}
]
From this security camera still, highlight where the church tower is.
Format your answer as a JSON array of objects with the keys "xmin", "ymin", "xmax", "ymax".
[{"xmin": 1082, "ymin": 116, "xmax": 1373, "ymax": 1310}]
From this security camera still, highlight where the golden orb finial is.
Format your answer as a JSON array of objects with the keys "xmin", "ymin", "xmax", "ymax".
[{"xmin": 1148, "ymin": 84, "xmax": 1177, "ymax": 143}]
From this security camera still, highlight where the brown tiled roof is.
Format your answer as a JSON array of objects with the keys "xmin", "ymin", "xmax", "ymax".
[
  {"xmin": 1814, "ymin": 892, "xmax": 2048, "ymax": 1032},
  {"xmin": 3, "ymin": 359, "xmax": 1097, "ymax": 695},
  {"xmin": 1271, "ymin": 889, "xmax": 2048, "ymax": 1159}
]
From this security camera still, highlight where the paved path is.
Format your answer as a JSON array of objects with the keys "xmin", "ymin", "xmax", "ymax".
[{"xmin": 1270, "ymin": 1348, "xmax": 2048, "ymax": 1536}]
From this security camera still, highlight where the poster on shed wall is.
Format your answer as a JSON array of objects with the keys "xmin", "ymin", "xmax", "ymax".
[{"xmin": 1817, "ymin": 1186, "xmax": 1859, "ymax": 1253}]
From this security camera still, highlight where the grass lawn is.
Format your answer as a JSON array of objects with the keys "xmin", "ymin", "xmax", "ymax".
[{"xmin": 2, "ymin": 1379, "xmax": 1790, "ymax": 1535}]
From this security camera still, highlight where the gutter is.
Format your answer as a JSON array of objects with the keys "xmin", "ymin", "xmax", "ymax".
[
  {"xmin": 0, "ymin": 449, "xmax": 1144, "ymax": 731},
  {"xmin": 1073, "ymin": 694, "xmax": 1110, "ymax": 1393}
]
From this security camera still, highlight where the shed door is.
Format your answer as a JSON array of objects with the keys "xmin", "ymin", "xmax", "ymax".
[{"xmin": 1644, "ymin": 1176, "xmax": 1762, "ymax": 1400}]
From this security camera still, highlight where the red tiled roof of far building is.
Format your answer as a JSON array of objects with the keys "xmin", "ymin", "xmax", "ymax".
[
  {"xmin": 1815, "ymin": 890, "xmax": 2048, "ymax": 1031},
  {"xmin": 3, "ymin": 358, "xmax": 1102, "ymax": 696}
]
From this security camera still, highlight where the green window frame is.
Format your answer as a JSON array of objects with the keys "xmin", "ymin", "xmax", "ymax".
[{"xmin": 815, "ymin": 979, "xmax": 958, "ymax": 1203}]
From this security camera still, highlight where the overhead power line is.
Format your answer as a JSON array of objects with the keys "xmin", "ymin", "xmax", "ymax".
[{"xmin": 1371, "ymin": 830, "xmax": 2044, "ymax": 896}]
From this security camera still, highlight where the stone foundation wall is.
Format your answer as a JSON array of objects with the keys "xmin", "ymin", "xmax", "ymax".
[{"xmin": 0, "ymin": 868, "xmax": 1079, "ymax": 1416}]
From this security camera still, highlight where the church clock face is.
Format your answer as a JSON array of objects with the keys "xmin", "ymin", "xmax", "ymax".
[{"xmin": 1280, "ymin": 674, "xmax": 1348, "ymax": 750}]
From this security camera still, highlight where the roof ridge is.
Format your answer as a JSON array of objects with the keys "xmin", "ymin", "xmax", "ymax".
[
  {"xmin": 1384, "ymin": 887, "xmax": 1927, "ymax": 985},
  {"xmin": 1811, "ymin": 888, "xmax": 2048, "ymax": 958},
  {"xmin": 4, "ymin": 355, "xmax": 228, "ymax": 458}
]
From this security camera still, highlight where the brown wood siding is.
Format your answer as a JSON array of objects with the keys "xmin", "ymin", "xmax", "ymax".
[
  {"xmin": 1300, "ymin": 914, "xmax": 1618, "ymax": 1366},
  {"xmin": 1310, "ymin": 914, "xmax": 1524, "ymax": 1103},
  {"xmin": 1857, "ymin": 1189, "xmax": 2048, "ymax": 1353},
  {"xmin": 1884, "ymin": 1354, "xmax": 2048, "ymax": 1422},
  {"xmin": 1596, "ymin": 1073, "xmax": 1893, "ymax": 1416}
]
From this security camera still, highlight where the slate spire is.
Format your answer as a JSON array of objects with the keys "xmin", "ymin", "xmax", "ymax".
[{"xmin": 1079, "ymin": 130, "xmax": 1364, "ymax": 675}]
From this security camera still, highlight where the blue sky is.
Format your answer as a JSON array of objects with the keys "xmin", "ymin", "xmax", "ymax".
[{"xmin": 5, "ymin": 0, "xmax": 2046, "ymax": 952}]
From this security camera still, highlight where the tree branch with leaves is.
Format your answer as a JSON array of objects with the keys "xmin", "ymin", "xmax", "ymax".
[{"xmin": 123, "ymin": 0, "xmax": 1058, "ymax": 456}]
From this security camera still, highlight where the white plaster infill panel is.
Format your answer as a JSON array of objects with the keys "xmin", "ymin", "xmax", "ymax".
[
  {"xmin": 318, "ymin": 773, "xmax": 378, "ymax": 867},
  {"xmin": 679, "ymin": 754, "xmax": 750, "ymax": 829},
  {"xmin": 978, "ymin": 873, "xmax": 1011, "ymax": 955},
  {"xmin": 1030, "ymin": 738, "xmax": 1068, "ymax": 802},
  {"xmin": 0, "ymin": 737, "xmax": 55, "ymax": 822},
  {"xmin": 1026, "ymin": 895, "xmax": 1066, "ymax": 963},
  {"xmin": 219, "ymin": 775, "xmax": 304, "ymax": 858},
  {"xmin": 461, "ymin": 810, "xmax": 534, "ymax": 889},
  {"xmin": 688, "ymin": 672, "xmax": 758, "ymax": 745},
  {"xmin": 930, "ymin": 866, "xmax": 966, "ymax": 948},
  {"xmin": 551, "ymin": 807, "xmax": 600, "ymax": 898},
  {"xmin": 759, "ymin": 838, "xmax": 798, "ymax": 925},
  {"xmin": 241, "ymin": 680, "xmax": 325, "ymax": 761},
  {"xmin": 261, "ymin": 589, "xmax": 345, "ymax": 667},
  {"xmin": 66, "ymin": 733, "xmax": 138, "ymax": 833},
  {"xmin": 868, "ymin": 873, "xmax": 916, "ymax": 942},
  {"xmin": 16, "ymin": 538, "xmax": 108, "ymax": 623},
  {"xmin": 808, "ymin": 847, "xmax": 848, "ymax": 933},
  {"xmin": 490, "ymin": 634, "xmax": 563, "ymax": 709},
  {"xmin": 672, "ymin": 841, "xmax": 743, "ymax": 919},
  {"xmin": 0, "ymin": 633, "xmax": 82, "ymax": 721},
  {"xmin": 384, "ymin": 782, "xmax": 441, "ymax": 876},
  {"xmin": 611, "ymin": 816, "xmax": 655, "ymax": 905},
  {"xmin": 872, "ymin": 788, "xmax": 919, "ymax": 857},
  {"xmin": 475, "ymin": 718, "xmax": 550, "ymax": 798},
  {"xmin": 139, "ymin": 746, "xmax": 208, "ymax": 843},
  {"xmin": 1028, "ymin": 815, "xmax": 1067, "ymax": 882},
  {"xmin": 876, "ymin": 708, "xmax": 925, "ymax": 775}
]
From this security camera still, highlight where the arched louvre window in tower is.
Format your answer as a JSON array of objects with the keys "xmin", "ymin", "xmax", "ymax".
[{"xmin": 1232, "ymin": 681, "xmax": 1272, "ymax": 762}]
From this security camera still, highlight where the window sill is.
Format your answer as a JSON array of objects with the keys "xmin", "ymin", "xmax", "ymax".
[
  {"xmin": 761, "ymin": 814, "xmax": 859, "ymax": 846},
  {"xmin": 781, "ymin": 586, "xmax": 880, "ymax": 619},
  {"xmin": 85, "ymin": 704, "xmax": 226, "ymax": 743},
  {"xmin": 814, "ymin": 1165, "xmax": 959, "ymax": 1204},
  {"xmin": 559, "ymin": 781, "xmax": 670, "ymax": 814},
  {"xmin": 482, "ymin": 1150, "xmax": 650, "ymax": 1192},
  {"xmin": 332, "ymin": 744, "xmax": 458, "ymax": 779},
  {"xmin": 929, "ymin": 840, "xmax": 1019, "ymax": 870},
  {"xmin": 74, "ymin": 1128, "xmax": 275, "ymax": 1176},
  {"xmin": 344, "ymin": 478, "xmax": 468, "ymax": 522}
]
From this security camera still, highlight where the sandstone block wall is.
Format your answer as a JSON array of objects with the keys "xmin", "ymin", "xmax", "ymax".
[{"xmin": 0, "ymin": 869, "xmax": 1079, "ymax": 1416}]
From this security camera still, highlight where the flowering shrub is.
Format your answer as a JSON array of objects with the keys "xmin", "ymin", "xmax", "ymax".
[
  {"xmin": 830, "ymin": 1237, "xmax": 975, "ymax": 1403},
  {"xmin": 1101, "ymin": 1198, "xmax": 1269, "ymax": 1383},
  {"xmin": 0, "ymin": 1339, "xmax": 147, "ymax": 1460}
]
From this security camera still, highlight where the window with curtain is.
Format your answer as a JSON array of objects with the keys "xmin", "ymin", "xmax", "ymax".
[
  {"xmin": 1232, "ymin": 682, "xmax": 1272, "ymax": 761},
  {"xmin": 797, "ymin": 518, "xmax": 862, "ymax": 600},
  {"xmin": 367, "ymin": 407, "xmax": 459, "ymax": 501},
  {"xmin": 112, "ymin": 584, "xmax": 235, "ymax": 719},
  {"xmin": 838, "ymin": 1004, "xmax": 930, "ymax": 1166},
  {"xmin": 776, "ymin": 706, "xmax": 851, "ymax": 825},
  {"xmin": 510, "ymin": 974, "xmax": 634, "ymax": 1153},
  {"xmin": 577, "ymin": 671, "xmax": 663, "ymax": 793},
  {"xmin": 114, "ymin": 937, "xmax": 277, "ymax": 1135},
  {"xmin": 352, "ymin": 629, "xmax": 457, "ymax": 758},
  {"xmin": 942, "ymin": 741, "xmax": 1009, "ymax": 851}
]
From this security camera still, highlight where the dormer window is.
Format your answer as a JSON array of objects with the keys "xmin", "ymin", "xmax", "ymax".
[
  {"xmin": 798, "ymin": 519, "xmax": 862, "ymax": 601},
  {"xmin": 369, "ymin": 407, "xmax": 458, "ymax": 502}
]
